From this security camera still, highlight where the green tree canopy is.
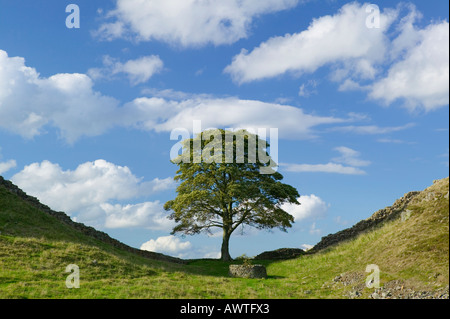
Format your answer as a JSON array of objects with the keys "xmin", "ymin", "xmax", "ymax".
[{"xmin": 164, "ymin": 129, "xmax": 300, "ymax": 261}]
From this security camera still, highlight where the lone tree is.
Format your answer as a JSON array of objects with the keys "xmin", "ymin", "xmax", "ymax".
[{"xmin": 164, "ymin": 129, "xmax": 300, "ymax": 261}]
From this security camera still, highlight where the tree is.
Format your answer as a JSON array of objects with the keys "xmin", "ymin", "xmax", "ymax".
[{"xmin": 164, "ymin": 129, "xmax": 300, "ymax": 261}]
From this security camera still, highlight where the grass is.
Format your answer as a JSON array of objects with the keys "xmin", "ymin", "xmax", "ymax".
[{"xmin": 0, "ymin": 178, "xmax": 448, "ymax": 299}]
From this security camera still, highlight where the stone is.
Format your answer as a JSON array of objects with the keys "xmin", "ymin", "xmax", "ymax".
[
  {"xmin": 401, "ymin": 209, "xmax": 412, "ymax": 222},
  {"xmin": 254, "ymin": 248, "xmax": 305, "ymax": 260},
  {"xmin": 229, "ymin": 264, "xmax": 267, "ymax": 279},
  {"xmin": 349, "ymin": 290, "xmax": 361, "ymax": 298},
  {"xmin": 371, "ymin": 292, "xmax": 380, "ymax": 299}
]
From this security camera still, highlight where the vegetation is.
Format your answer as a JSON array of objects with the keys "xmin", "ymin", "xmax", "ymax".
[
  {"xmin": 0, "ymin": 178, "xmax": 448, "ymax": 299},
  {"xmin": 165, "ymin": 129, "xmax": 299, "ymax": 261}
]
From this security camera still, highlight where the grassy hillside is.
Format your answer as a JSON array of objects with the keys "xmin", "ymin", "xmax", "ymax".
[{"xmin": 0, "ymin": 177, "xmax": 448, "ymax": 299}]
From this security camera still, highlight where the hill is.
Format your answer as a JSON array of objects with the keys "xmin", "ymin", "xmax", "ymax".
[
  {"xmin": 312, "ymin": 177, "xmax": 449, "ymax": 253},
  {"xmin": 0, "ymin": 176, "xmax": 185, "ymax": 264},
  {"xmin": 306, "ymin": 177, "xmax": 449, "ymax": 298},
  {"xmin": 0, "ymin": 175, "xmax": 448, "ymax": 299}
]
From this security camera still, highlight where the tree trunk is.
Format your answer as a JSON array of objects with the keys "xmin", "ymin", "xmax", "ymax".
[{"xmin": 220, "ymin": 229, "xmax": 232, "ymax": 261}]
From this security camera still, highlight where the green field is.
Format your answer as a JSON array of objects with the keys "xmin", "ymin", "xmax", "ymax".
[{"xmin": 0, "ymin": 178, "xmax": 448, "ymax": 299}]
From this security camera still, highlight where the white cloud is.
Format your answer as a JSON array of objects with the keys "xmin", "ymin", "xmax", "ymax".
[
  {"xmin": 300, "ymin": 244, "xmax": 314, "ymax": 251},
  {"xmin": 88, "ymin": 55, "xmax": 164, "ymax": 85},
  {"xmin": 369, "ymin": 21, "xmax": 449, "ymax": 111},
  {"xmin": 298, "ymin": 80, "xmax": 318, "ymax": 97},
  {"xmin": 0, "ymin": 160, "xmax": 16, "ymax": 175},
  {"xmin": 0, "ymin": 50, "xmax": 120, "ymax": 143},
  {"xmin": 225, "ymin": 2, "xmax": 396, "ymax": 84},
  {"xmin": 330, "ymin": 123, "xmax": 415, "ymax": 135},
  {"xmin": 141, "ymin": 235, "xmax": 192, "ymax": 256},
  {"xmin": 123, "ymin": 96, "xmax": 347, "ymax": 139},
  {"xmin": 0, "ymin": 49, "xmax": 347, "ymax": 142},
  {"xmin": 283, "ymin": 163, "xmax": 367, "ymax": 175},
  {"xmin": 224, "ymin": 2, "xmax": 449, "ymax": 112},
  {"xmin": 102, "ymin": 202, "xmax": 174, "ymax": 230},
  {"xmin": 140, "ymin": 236, "xmax": 221, "ymax": 259},
  {"xmin": 11, "ymin": 160, "xmax": 174, "ymax": 229},
  {"xmin": 0, "ymin": 147, "xmax": 16, "ymax": 175},
  {"xmin": 96, "ymin": 0, "xmax": 300, "ymax": 47},
  {"xmin": 388, "ymin": 3, "xmax": 423, "ymax": 60},
  {"xmin": 332, "ymin": 146, "xmax": 371, "ymax": 167},
  {"xmin": 282, "ymin": 147, "xmax": 370, "ymax": 175},
  {"xmin": 376, "ymin": 138, "xmax": 413, "ymax": 144},
  {"xmin": 281, "ymin": 194, "xmax": 329, "ymax": 224}
]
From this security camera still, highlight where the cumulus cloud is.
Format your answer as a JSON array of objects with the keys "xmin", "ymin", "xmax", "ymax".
[
  {"xmin": 88, "ymin": 55, "xmax": 164, "ymax": 85},
  {"xmin": 0, "ymin": 160, "xmax": 16, "ymax": 175},
  {"xmin": 281, "ymin": 194, "xmax": 329, "ymax": 223},
  {"xmin": 225, "ymin": 2, "xmax": 396, "ymax": 84},
  {"xmin": 0, "ymin": 147, "xmax": 16, "ymax": 175},
  {"xmin": 102, "ymin": 202, "xmax": 174, "ymax": 230},
  {"xmin": 122, "ymin": 96, "xmax": 347, "ymax": 139},
  {"xmin": 0, "ymin": 50, "xmax": 120, "ymax": 143},
  {"xmin": 11, "ymin": 160, "xmax": 175, "ymax": 229},
  {"xmin": 369, "ymin": 21, "xmax": 449, "ymax": 111},
  {"xmin": 140, "ymin": 235, "xmax": 221, "ymax": 259},
  {"xmin": 0, "ymin": 49, "xmax": 348, "ymax": 143},
  {"xmin": 225, "ymin": 2, "xmax": 449, "ymax": 112},
  {"xmin": 141, "ymin": 235, "xmax": 192, "ymax": 257},
  {"xmin": 300, "ymin": 244, "xmax": 314, "ymax": 251},
  {"xmin": 281, "ymin": 147, "xmax": 370, "ymax": 175},
  {"xmin": 95, "ymin": 0, "xmax": 300, "ymax": 47}
]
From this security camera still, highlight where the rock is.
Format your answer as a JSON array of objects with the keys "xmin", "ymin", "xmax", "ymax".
[
  {"xmin": 254, "ymin": 248, "xmax": 305, "ymax": 260},
  {"xmin": 229, "ymin": 264, "xmax": 267, "ymax": 279},
  {"xmin": 401, "ymin": 209, "xmax": 412, "ymax": 222},
  {"xmin": 349, "ymin": 290, "xmax": 361, "ymax": 298},
  {"xmin": 422, "ymin": 192, "xmax": 436, "ymax": 202}
]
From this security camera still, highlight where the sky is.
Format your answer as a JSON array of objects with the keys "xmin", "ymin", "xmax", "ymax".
[{"xmin": 0, "ymin": 0, "xmax": 448, "ymax": 259}]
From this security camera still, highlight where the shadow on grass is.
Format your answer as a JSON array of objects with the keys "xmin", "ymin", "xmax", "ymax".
[{"xmin": 181, "ymin": 258, "xmax": 292, "ymax": 279}]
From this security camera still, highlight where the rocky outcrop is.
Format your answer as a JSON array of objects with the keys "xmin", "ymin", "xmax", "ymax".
[
  {"xmin": 0, "ymin": 176, "xmax": 187, "ymax": 264},
  {"xmin": 254, "ymin": 248, "xmax": 305, "ymax": 260},
  {"xmin": 324, "ymin": 272, "xmax": 449, "ymax": 299}
]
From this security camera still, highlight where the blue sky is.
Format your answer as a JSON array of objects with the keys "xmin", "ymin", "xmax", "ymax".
[{"xmin": 0, "ymin": 0, "xmax": 448, "ymax": 258}]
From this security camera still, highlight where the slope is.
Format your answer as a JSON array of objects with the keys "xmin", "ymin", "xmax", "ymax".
[
  {"xmin": 265, "ymin": 177, "xmax": 449, "ymax": 298},
  {"xmin": 0, "ymin": 176, "xmax": 448, "ymax": 299}
]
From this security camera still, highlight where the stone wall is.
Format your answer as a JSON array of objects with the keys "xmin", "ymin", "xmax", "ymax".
[
  {"xmin": 0, "ymin": 176, "xmax": 187, "ymax": 264},
  {"xmin": 229, "ymin": 264, "xmax": 267, "ymax": 279},
  {"xmin": 310, "ymin": 190, "xmax": 421, "ymax": 253},
  {"xmin": 254, "ymin": 248, "xmax": 305, "ymax": 260}
]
